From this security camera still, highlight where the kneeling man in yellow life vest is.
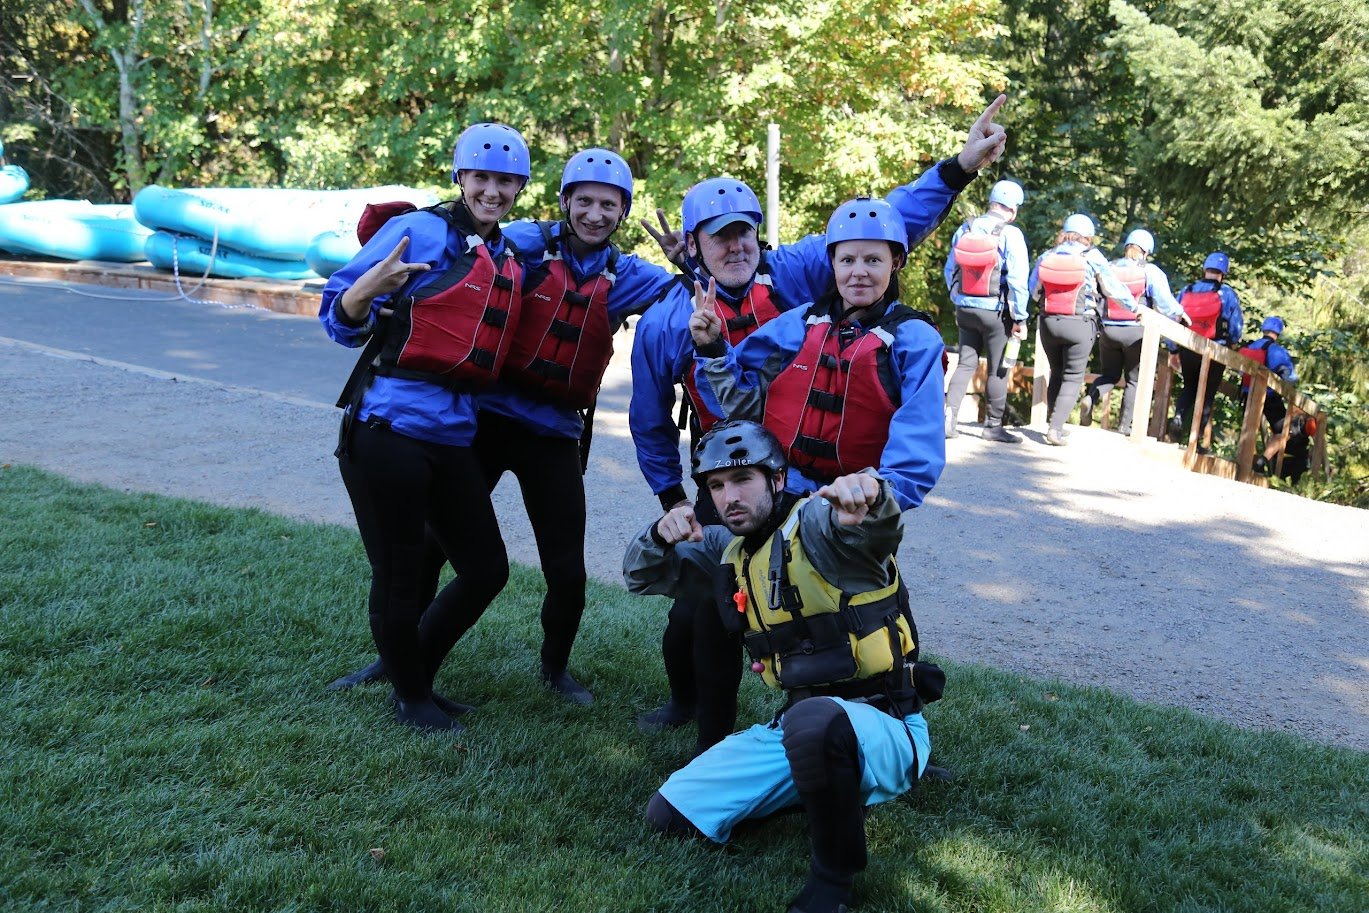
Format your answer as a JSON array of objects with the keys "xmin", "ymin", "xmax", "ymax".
[{"xmin": 623, "ymin": 419, "xmax": 944, "ymax": 913}]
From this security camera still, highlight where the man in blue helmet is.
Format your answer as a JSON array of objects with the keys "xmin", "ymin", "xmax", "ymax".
[
  {"xmin": 1238, "ymin": 316, "xmax": 1299, "ymax": 473},
  {"xmin": 327, "ymin": 146, "xmax": 677, "ymax": 706},
  {"xmin": 630, "ymin": 95, "xmax": 1008, "ymax": 740},
  {"xmin": 624, "ymin": 419, "xmax": 944, "ymax": 913},
  {"xmin": 942, "ymin": 177, "xmax": 1031, "ymax": 443},
  {"xmin": 1168, "ymin": 251, "xmax": 1243, "ymax": 447}
]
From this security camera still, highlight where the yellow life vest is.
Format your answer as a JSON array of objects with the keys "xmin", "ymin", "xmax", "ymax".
[{"xmin": 721, "ymin": 498, "xmax": 915, "ymax": 691}]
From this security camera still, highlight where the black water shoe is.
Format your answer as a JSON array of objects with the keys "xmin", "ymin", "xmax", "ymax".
[
  {"xmin": 637, "ymin": 699, "xmax": 697, "ymax": 732},
  {"xmin": 326, "ymin": 657, "xmax": 386, "ymax": 691},
  {"xmin": 541, "ymin": 665, "xmax": 593, "ymax": 705}
]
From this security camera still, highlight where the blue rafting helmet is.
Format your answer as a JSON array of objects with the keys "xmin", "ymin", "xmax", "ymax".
[
  {"xmin": 1262, "ymin": 316, "xmax": 1285, "ymax": 335},
  {"xmin": 451, "ymin": 123, "xmax": 530, "ymax": 185},
  {"xmin": 825, "ymin": 197, "xmax": 908, "ymax": 257},
  {"xmin": 681, "ymin": 177, "xmax": 763, "ymax": 235},
  {"xmin": 560, "ymin": 148, "xmax": 634, "ymax": 217},
  {"xmin": 1204, "ymin": 251, "xmax": 1231, "ymax": 274}
]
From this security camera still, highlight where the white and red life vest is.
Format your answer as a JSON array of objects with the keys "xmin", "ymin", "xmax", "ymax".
[
  {"xmin": 1037, "ymin": 251, "xmax": 1094, "ymax": 317},
  {"xmin": 763, "ymin": 305, "xmax": 928, "ymax": 481},
  {"xmin": 1108, "ymin": 263, "xmax": 1148, "ymax": 321},
  {"xmin": 683, "ymin": 275, "xmax": 784, "ymax": 431},
  {"xmin": 1182, "ymin": 288, "xmax": 1223, "ymax": 339},
  {"xmin": 501, "ymin": 221, "xmax": 617, "ymax": 409},
  {"xmin": 950, "ymin": 219, "xmax": 1007, "ymax": 299}
]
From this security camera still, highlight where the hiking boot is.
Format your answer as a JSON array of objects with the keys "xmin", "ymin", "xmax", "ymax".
[
  {"xmin": 326, "ymin": 657, "xmax": 386, "ymax": 691},
  {"xmin": 983, "ymin": 424, "xmax": 1022, "ymax": 444},
  {"xmin": 1045, "ymin": 428, "xmax": 1067, "ymax": 446},
  {"xmin": 637, "ymin": 699, "xmax": 697, "ymax": 732},
  {"xmin": 944, "ymin": 406, "xmax": 959, "ymax": 439},
  {"xmin": 1078, "ymin": 392, "xmax": 1095, "ymax": 427},
  {"xmin": 541, "ymin": 664, "xmax": 593, "ymax": 705}
]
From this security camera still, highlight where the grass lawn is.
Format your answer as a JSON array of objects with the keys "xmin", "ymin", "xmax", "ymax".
[{"xmin": 1, "ymin": 464, "xmax": 1365, "ymax": 912}]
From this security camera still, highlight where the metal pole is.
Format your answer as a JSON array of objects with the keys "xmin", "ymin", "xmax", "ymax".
[{"xmin": 766, "ymin": 124, "xmax": 780, "ymax": 249}]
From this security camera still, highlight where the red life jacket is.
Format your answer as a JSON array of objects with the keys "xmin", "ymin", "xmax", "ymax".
[
  {"xmin": 1037, "ymin": 250, "xmax": 1093, "ymax": 316},
  {"xmin": 501, "ymin": 221, "xmax": 617, "ymax": 409},
  {"xmin": 683, "ymin": 273, "xmax": 784, "ymax": 432},
  {"xmin": 763, "ymin": 304, "xmax": 929, "ymax": 481},
  {"xmin": 1108, "ymin": 263, "xmax": 1148, "ymax": 321},
  {"xmin": 951, "ymin": 218, "xmax": 1007, "ymax": 299},
  {"xmin": 363, "ymin": 203, "xmax": 523, "ymax": 388},
  {"xmin": 1238, "ymin": 337, "xmax": 1271, "ymax": 390},
  {"xmin": 1182, "ymin": 287, "xmax": 1223, "ymax": 339}
]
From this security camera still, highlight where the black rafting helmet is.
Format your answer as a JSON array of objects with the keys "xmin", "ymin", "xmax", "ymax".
[{"xmin": 690, "ymin": 420, "xmax": 787, "ymax": 487}]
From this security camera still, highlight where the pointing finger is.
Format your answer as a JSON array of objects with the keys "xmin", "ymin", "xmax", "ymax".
[{"xmin": 973, "ymin": 94, "xmax": 1007, "ymax": 133}]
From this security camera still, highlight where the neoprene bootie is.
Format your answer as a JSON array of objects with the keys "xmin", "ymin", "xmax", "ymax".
[
  {"xmin": 636, "ymin": 699, "xmax": 696, "ymax": 732},
  {"xmin": 388, "ymin": 689, "xmax": 474, "ymax": 717},
  {"xmin": 326, "ymin": 657, "xmax": 386, "ymax": 691},
  {"xmin": 541, "ymin": 664, "xmax": 593, "ymax": 705},
  {"xmin": 393, "ymin": 696, "xmax": 465, "ymax": 733}
]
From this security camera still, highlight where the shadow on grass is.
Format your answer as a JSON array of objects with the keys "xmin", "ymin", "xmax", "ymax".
[{"xmin": 0, "ymin": 465, "xmax": 1365, "ymax": 912}]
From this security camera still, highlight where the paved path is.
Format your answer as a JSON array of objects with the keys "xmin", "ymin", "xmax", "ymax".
[{"xmin": 3, "ymin": 274, "xmax": 1367, "ymax": 751}]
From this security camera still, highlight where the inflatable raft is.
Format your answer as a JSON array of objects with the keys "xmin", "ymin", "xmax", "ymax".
[
  {"xmin": 133, "ymin": 185, "xmax": 438, "ymax": 262},
  {"xmin": 0, "ymin": 165, "xmax": 29, "ymax": 205},
  {"xmin": 0, "ymin": 200, "xmax": 152, "ymax": 262},
  {"xmin": 304, "ymin": 229, "xmax": 361, "ymax": 279},
  {"xmin": 144, "ymin": 231, "xmax": 320, "ymax": 281}
]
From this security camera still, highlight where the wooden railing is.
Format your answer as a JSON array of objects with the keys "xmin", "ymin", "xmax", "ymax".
[{"xmin": 955, "ymin": 309, "xmax": 1327, "ymax": 486}]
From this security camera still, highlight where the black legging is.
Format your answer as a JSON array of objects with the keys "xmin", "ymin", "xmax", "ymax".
[
  {"xmin": 657, "ymin": 489, "xmax": 746, "ymax": 751},
  {"xmin": 1087, "ymin": 323, "xmax": 1145, "ymax": 433},
  {"xmin": 1174, "ymin": 348, "xmax": 1224, "ymax": 440},
  {"xmin": 338, "ymin": 418, "xmax": 509, "ymax": 702},
  {"xmin": 470, "ymin": 411, "xmax": 589, "ymax": 674},
  {"xmin": 944, "ymin": 306, "xmax": 1010, "ymax": 427},
  {"xmin": 1040, "ymin": 314, "xmax": 1097, "ymax": 432}
]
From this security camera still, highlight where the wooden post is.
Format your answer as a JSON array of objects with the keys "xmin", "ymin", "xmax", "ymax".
[
  {"xmin": 1235, "ymin": 374, "xmax": 1267, "ymax": 482},
  {"xmin": 1031, "ymin": 316, "xmax": 1049, "ymax": 426},
  {"xmin": 1134, "ymin": 321, "xmax": 1161, "ymax": 443}
]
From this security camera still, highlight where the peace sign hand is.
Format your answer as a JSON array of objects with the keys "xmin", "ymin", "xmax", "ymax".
[
  {"xmin": 339, "ymin": 235, "xmax": 431, "ymax": 324},
  {"xmin": 641, "ymin": 207, "xmax": 686, "ymax": 266},
  {"xmin": 689, "ymin": 278, "xmax": 722, "ymax": 348},
  {"xmin": 956, "ymin": 93, "xmax": 1009, "ymax": 173}
]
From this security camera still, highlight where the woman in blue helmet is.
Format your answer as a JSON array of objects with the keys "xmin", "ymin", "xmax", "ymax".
[
  {"xmin": 320, "ymin": 122, "xmax": 529, "ymax": 732},
  {"xmin": 1027, "ymin": 213, "xmax": 1139, "ymax": 445},
  {"xmin": 1078, "ymin": 228, "xmax": 1190, "ymax": 436},
  {"xmin": 691, "ymin": 197, "xmax": 949, "ymax": 512}
]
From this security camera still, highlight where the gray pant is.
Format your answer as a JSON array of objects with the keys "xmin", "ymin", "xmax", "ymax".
[
  {"xmin": 1040, "ymin": 314, "xmax": 1097, "ymax": 432},
  {"xmin": 945, "ymin": 306, "xmax": 1009, "ymax": 427},
  {"xmin": 1088, "ymin": 323, "xmax": 1145, "ymax": 433}
]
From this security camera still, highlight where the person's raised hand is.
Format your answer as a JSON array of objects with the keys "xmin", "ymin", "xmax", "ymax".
[
  {"xmin": 816, "ymin": 473, "xmax": 883, "ymax": 526},
  {"xmin": 689, "ymin": 278, "xmax": 723, "ymax": 348},
  {"xmin": 656, "ymin": 504, "xmax": 704, "ymax": 544},
  {"xmin": 341, "ymin": 235, "xmax": 430, "ymax": 322},
  {"xmin": 641, "ymin": 208, "xmax": 686, "ymax": 266},
  {"xmin": 957, "ymin": 94, "xmax": 1008, "ymax": 173}
]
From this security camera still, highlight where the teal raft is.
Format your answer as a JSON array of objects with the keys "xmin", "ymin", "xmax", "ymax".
[
  {"xmin": 0, "ymin": 200, "xmax": 152, "ymax": 262},
  {"xmin": 304, "ymin": 229, "xmax": 361, "ymax": 279},
  {"xmin": 0, "ymin": 165, "xmax": 29, "ymax": 205},
  {"xmin": 133, "ymin": 185, "xmax": 437, "ymax": 262},
  {"xmin": 144, "ymin": 231, "xmax": 320, "ymax": 281}
]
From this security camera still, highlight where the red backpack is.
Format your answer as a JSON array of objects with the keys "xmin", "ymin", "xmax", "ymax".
[
  {"xmin": 1182, "ymin": 288, "xmax": 1223, "ymax": 339},
  {"xmin": 1038, "ymin": 251, "xmax": 1091, "ymax": 316}
]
